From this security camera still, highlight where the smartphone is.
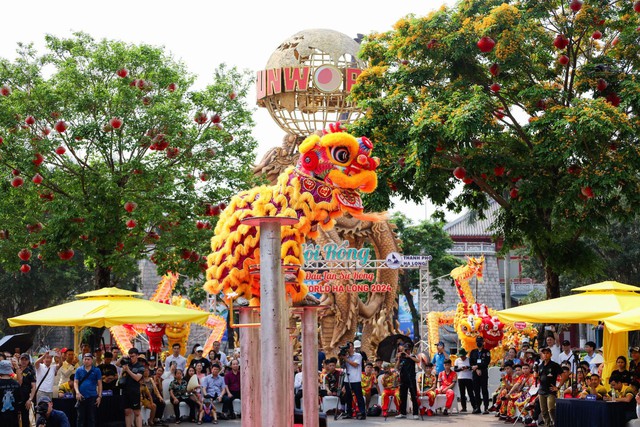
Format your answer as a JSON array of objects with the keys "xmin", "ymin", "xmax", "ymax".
[{"xmin": 544, "ymin": 326, "xmax": 552, "ymax": 331}]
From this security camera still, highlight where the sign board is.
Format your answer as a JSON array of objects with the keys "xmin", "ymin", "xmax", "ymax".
[{"xmin": 386, "ymin": 252, "xmax": 432, "ymax": 269}]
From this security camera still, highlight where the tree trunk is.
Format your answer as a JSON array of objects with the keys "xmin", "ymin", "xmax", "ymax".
[
  {"xmin": 94, "ymin": 265, "xmax": 111, "ymax": 289},
  {"xmin": 400, "ymin": 279, "xmax": 420, "ymax": 341},
  {"xmin": 545, "ymin": 265, "xmax": 560, "ymax": 299}
]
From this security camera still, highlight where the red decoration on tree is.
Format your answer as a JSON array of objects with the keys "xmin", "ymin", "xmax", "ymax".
[{"xmin": 477, "ymin": 36, "xmax": 496, "ymax": 53}]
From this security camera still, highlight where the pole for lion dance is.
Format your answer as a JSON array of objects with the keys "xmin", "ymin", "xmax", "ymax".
[
  {"xmin": 241, "ymin": 216, "xmax": 297, "ymax": 427},
  {"xmin": 239, "ymin": 307, "xmax": 261, "ymax": 427},
  {"xmin": 302, "ymin": 307, "xmax": 320, "ymax": 427}
]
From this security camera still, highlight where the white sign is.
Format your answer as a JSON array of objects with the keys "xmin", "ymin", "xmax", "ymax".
[
  {"xmin": 401, "ymin": 255, "xmax": 432, "ymax": 267},
  {"xmin": 385, "ymin": 253, "xmax": 431, "ymax": 269},
  {"xmin": 386, "ymin": 252, "xmax": 403, "ymax": 269}
]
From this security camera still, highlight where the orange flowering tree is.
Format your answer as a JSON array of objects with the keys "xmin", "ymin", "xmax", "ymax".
[{"xmin": 352, "ymin": 0, "xmax": 640, "ymax": 298}]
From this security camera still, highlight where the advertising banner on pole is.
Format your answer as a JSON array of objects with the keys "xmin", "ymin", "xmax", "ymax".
[{"xmin": 398, "ymin": 289, "xmax": 418, "ymax": 339}]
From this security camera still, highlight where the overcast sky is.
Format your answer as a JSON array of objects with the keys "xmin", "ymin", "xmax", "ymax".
[{"xmin": 0, "ymin": 0, "xmax": 458, "ymax": 223}]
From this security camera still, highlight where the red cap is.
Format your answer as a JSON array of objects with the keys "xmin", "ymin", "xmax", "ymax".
[{"xmin": 60, "ymin": 348, "xmax": 68, "ymax": 354}]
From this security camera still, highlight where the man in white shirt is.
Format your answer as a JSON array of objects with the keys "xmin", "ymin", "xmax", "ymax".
[
  {"xmin": 582, "ymin": 341, "xmax": 600, "ymax": 374},
  {"xmin": 339, "ymin": 342, "xmax": 366, "ymax": 420},
  {"xmin": 454, "ymin": 348, "xmax": 475, "ymax": 412},
  {"xmin": 164, "ymin": 343, "xmax": 187, "ymax": 372},
  {"xmin": 545, "ymin": 334, "xmax": 561, "ymax": 364},
  {"xmin": 33, "ymin": 350, "xmax": 59, "ymax": 401},
  {"xmin": 557, "ymin": 340, "xmax": 578, "ymax": 371}
]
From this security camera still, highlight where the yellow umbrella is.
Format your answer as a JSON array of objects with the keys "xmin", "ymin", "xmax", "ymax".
[
  {"xmin": 603, "ymin": 307, "xmax": 640, "ymax": 333},
  {"xmin": 497, "ymin": 281, "xmax": 640, "ymax": 383},
  {"xmin": 8, "ymin": 287, "xmax": 210, "ymax": 351}
]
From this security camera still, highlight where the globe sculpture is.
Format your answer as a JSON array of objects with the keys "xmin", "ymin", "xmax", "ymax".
[{"xmin": 256, "ymin": 29, "xmax": 366, "ymax": 137}]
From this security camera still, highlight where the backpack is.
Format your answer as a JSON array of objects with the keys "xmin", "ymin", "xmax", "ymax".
[{"xmin": 367, "ymin": 404, "xmax": 382, "ymax": 417}]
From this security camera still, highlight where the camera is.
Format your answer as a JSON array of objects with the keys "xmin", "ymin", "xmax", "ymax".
[
  {"xmin": 338, "ymin": 345, "xmax": 350, "ymax": 357},
  {"xmin": 35, "ymin": 401, "xmax": 49, "ymax": 416},
  {"xmin": 120, "ymin": 357, "xmax": 131, "ymax": 366}
]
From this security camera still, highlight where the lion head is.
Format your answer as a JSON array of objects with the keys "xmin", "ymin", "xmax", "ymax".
[{"xmin": 295, "ymin": 123, "xmax": 379, "ymax": 217}]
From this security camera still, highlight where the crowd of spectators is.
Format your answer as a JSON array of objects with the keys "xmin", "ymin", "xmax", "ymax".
[{"xmin": 0, "ymin": 340, "xmax": 241, "ymax": 426}]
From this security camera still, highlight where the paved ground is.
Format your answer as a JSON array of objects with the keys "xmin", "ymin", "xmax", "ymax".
[{"xmin": 171, "ymin": 412, "xmax": 510, "ymax": 426}]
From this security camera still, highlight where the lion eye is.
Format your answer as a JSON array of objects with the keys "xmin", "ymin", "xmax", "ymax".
[{"xmin": 331, "ymin": 146, "xmax": 350, "ymax": 164}]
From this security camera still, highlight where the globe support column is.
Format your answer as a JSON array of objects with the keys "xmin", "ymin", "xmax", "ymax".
[
  {"xmin": 241, "ymin": 216, "xmax": 297, "ymax": 427},
  {"xmin": 239, "ymin": 307, "xmax": 261, "ymax": 427}
]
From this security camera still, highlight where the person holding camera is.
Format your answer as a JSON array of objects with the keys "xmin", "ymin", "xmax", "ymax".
[
  {"xmin": 35, "ymin": 396, "xmax": 70, "ymax": 427},
  {"xmin": 454, "ymin": 348, "xmax": 475, "ymax": 412},
  {"xmin": 74, "ymin": 353, "xmax": 102, "ymax": 427},
  {"xmin": 338, "ymin": 342, "xmax": 366, "ymax": 420},
  {"xmin": 116, "ymin": 348, "xmax": 145, "ymax": 427},
  {"xmin": 395, "ymin": 343, "xmax": 419, "ymax": 420}
]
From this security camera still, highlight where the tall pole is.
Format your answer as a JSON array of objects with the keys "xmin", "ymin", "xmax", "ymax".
[
  {"xmin": 242, "ymin": 216, "xmax": 297, "ymax": 427},
  {"xmin": 504, "ymin": 250, "xmax": 512, "ymax": 309},
  {"xmin": 302, "ymin": 308, "xmax": 319, "ymax": 427},
  {"xmin": 239, "ymin": 308, "xmax": 261, "ymax": 427}
]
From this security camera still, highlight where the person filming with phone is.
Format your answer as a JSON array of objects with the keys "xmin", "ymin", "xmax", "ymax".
[
  {"xmin": 395, "ymin": 343, "xmax": 420, "ymax": 420},
  {"xmin": 338, "ymin": 342, "xmax": 366, "ymax": 420}
]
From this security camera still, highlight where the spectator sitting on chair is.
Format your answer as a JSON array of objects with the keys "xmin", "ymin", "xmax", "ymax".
[
  {"xmin": 606, "ymin": 377, "xmax": 637, "ymax": 422},
  {"xmin": 417, "ymin": 362, "xmax": 437, "ymax": 416},
  {"xmin": 610, "ymin": 356, "xmax": 632, "ymax": 385},
  {"xmin": 201, "ymin": 364, "xmax": 232, "ymax": 419},
  {"xmin": 320, "ymin": 358, "xmax": 340, "ymax": 398},
  {"xmin": 494, "ymin": 360, "xmax": 516, "ymax": 418},
  {"xmin": 436, "ymin": 359, "xmax": 457, "ymax": 416},
  {"xmin": 169, "ymin": 369, "xmax": 197, "ymax": 424},
  {"xmin": 361, "ymin": 362, "xmax": 377, "ymax": 408},
  {"xmin": 223, "ymin": 359, "xmax": 241, "ymax": 419},
  {"xmin": 379, "ymin": 363, "xmax": 399, "ymax": 418},
  {"xmin": 579, "ymin": 373, "xmax": 607, "ymax": 399},
  {"xmin": 57, "ymin": 374, "xmax": 75, "ymax": 397}
]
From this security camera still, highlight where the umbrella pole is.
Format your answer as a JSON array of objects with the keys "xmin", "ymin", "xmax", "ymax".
[{"xmin": 74, "ymin": 326, "xmax": 83, "ymax": 354}]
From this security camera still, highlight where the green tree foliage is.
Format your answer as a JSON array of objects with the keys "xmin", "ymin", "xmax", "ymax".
[
  {"xmin": 0, "ymin": 33, "xmax": 258, "ymax": 298},
  {"xmin": 391, "ymin": 212, "xmax": 462, "ymax": 335},
  {"xmin": 352, "ymin": 0, "xmax": 640, "ymax": 298},
  {"xmin": 0, "ymin": 255, "xmax": 94, "ymax": 333}
]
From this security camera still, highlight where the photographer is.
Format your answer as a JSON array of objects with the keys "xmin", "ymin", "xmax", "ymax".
[
  {"xmin": 116, "ymin": 348, "xmax": 145, "ymax": 427},
  {"xmin": 338, "ymin": 342, "xmax": 366, "ymax": 420},
  {"xmin": 35, "ymin": 396, "xmax": 70, "ymax": 427},
  {"xmin": 395, "ymin": 343, "xmax": 419, "ymax": 420}
]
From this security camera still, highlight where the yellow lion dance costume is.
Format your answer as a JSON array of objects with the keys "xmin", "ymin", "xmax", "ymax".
[{"xmin": 204, "ymin": 123, "xmax": 379, "ymax": 306}]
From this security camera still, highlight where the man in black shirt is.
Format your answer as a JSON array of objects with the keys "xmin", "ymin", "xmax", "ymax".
[
  {"xmin": 469, "ymin": 336, "xmax": 491, "ymax": 414},
  {"xmin": 16, "ymin": 354, "xmax": 36, "ymax": 427},
  {"xmin": 116, "ymin": 348, "xmax": 145, "ymax": 427},
  {"xmin": 537, "ymin": 347, "xmax": 564, "ymax": 427},
  {"xmin": 98, "ymin": 352, "xmax": 118, "ymax": 391},
  {"xmin": 395, "ymin": 343, "xmax": 420, "ymax": 420}
]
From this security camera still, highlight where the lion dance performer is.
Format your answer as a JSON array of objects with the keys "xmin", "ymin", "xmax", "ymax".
[{"xmin": 204, "ymin": 123, "xmax": 380, "ymax": 306}]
